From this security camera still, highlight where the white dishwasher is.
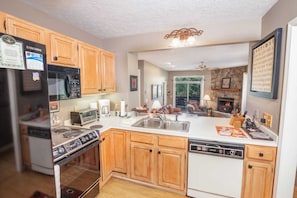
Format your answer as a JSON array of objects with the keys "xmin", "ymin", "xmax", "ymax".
[{"xmin": 187, "ymin": 139, "xmax": 244, "ymax": 198}]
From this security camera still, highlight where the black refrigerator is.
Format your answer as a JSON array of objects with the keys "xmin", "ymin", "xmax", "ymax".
[{"xmin": 0, "ymin": 33, "xmax": 55, "ymax": 197}]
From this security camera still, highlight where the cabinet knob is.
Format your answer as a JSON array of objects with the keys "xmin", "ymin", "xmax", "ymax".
[
  {"xmin": 53, "ymin": 56, "xmax": 58, "ymax": 61},
  {"xmin": 248, "ymin": 164, "xmax": 253, "ymax": 169},
  {"xmin": 149, "ymin": 149, "xmax": 152, "ymax": 153},
  {"xmin": 259, "ymin": 152, "xmax": 264, "ymax": 157},
  {"xmin": 158, "ymin": 151, "xmax": 161, "ymax": 154}
]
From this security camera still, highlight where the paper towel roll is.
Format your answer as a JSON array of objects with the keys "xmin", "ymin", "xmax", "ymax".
[{"xmin": 120, "ymin": 100, "xmax": 126, "ymax": 117}]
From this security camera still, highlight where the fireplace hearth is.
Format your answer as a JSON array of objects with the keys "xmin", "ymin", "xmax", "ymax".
[{"xmin": 217, "ymin": 97, "xmax": 234, "ymax": 113}]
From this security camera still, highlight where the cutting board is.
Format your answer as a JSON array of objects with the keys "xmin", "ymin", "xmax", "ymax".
[{"xmin": 216, "ymin": 126, "xmax": 247, "ymax": 138}]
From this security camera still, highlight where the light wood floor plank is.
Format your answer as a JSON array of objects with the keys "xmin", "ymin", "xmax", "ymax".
[{"xmin": 97, "ymin": 177, "xmax": 188, "ymax": 198}]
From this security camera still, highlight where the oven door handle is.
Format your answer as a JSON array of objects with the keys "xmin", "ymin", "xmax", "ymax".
[{"xmin": 55, "ymin": 140, "xmax": 99, "ymax": 166}]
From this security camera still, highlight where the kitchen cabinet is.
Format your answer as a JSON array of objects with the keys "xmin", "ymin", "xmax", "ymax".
[
  {"xmin": 5, "ymin": 15, "xmax": 46, "ymax": 44},
  {"xmin": 157, "ymin": 135, "xmax": 187, "ymax": 191},
  {"xmin": 78, "ymin": 42, "xmax": 101, "ymax": 94},
  {"xmin": 0, "ymin": 12, "xmax": 6, "ymax": 33},
  {"xmin": 19, "ymin": 124, "xmax": 31, "ymax": 168},
  {"xmin": 241, "ymin": 145, "xmax": 277, "ymax": 198},
  {"xmin": 130, "ymin": 133, "xmax": 155, "ymax": 183},
  {"xmin": 100, "ymin": 50, "xmax": 116, "ymax": 93},
  {"xmin": 79, "ymin": 43, "xmax": 116, "ymax": 95},
  {"xmin": 129, "ymin": 132, "xmax": 188, "ymax": 192},
  {"xmin": 113, "ymin": 129, "xmax": 128, "ymax": 173},
  {"xmin": 47, "ymin": 31, "xmax": 78, "ymax": 67},
  {"xmin": 100, "ymin": 129, "xmax": 128, "ymax": 186},
  {"xmin": 80, "ymin": 145, "xmax": 99, "ymax": 170},
  {"xmin": 100, "ymin": 130, "xmax": 114, "ymax": 183}
]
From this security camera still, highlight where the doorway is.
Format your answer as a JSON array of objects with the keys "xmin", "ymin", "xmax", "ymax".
[{"xmin": 173, "ymin": 76, "xmax": 204, "ymax": 110}]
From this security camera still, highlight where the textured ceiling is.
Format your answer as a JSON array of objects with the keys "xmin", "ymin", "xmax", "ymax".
[
  {"xmin": 19, "ymin": 0, "xmax": 277, "ymax": 39},
  {"xmin": 18, "ymin": 0, "xmax": 277, "ymax": 70}
]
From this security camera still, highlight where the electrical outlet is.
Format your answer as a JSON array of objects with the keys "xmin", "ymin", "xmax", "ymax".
[{"xmin": 263, "ymin": 112, "xmax": 273, "ymax": 128}]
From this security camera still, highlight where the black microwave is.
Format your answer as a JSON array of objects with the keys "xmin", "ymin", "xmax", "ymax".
[{"xmin": 48, "ymin": 65, "xmax": 81, "ymax": 101}]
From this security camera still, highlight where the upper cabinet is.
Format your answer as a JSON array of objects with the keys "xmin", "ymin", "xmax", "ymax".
[
  {"xmin": 0, "ymin": 12, "xmax": 6, "ymax": 33},
  {"xmin": 78, "ymin": 42, "xmax": 100, "ymax": 94},
  {"xmin": 5, "ymin": 15, "xmax": 46, "ymax": 44},
  {"xmin": 101, "ymin": 50, "xmax": 116, "ymax": 93},
  {"xmin": 79, "ymin": 44, "xmax": 116, "ymax": 95},
  {"xmin": 47, "ymin": 31, "xmax": 78, "ymax": 67}
]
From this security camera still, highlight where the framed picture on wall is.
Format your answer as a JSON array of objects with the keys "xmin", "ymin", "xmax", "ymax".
[
  {"xmin": 221, "ymin": 77, "xmax": 231, "ymax": 89},
  {"xmin": 151, "ymin": 84, "xmax": 157, "ymax": 99},
  {"xmin": 130, "ymin": 75, "xmax": 138, "ymax": 91},
  {"xmin": 157, "ymin": 84, "xmax": 162, "ymax": 97},
  {"xmin": 250, "ymin": 28, "xmax": 282, "ymax": 99}
]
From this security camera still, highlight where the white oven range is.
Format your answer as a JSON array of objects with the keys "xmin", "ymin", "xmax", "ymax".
[{"xmin": 51, "ymin": 126, "xmax": 100, "ymax": 198}]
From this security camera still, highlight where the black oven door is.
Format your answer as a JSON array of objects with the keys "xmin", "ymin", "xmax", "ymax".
[
  {"xmin": 54, "ymin": 141, "xmax": 100, "ymax": 198},
  {"xmin": 48, "ymin": 64, "xmax": 81, "ymax": 101}
]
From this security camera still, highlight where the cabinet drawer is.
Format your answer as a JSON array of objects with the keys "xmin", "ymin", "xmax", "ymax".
[
  {"xmin": 245, "ymin": 145, "xmax": 276, "ymax": 161},
  {"xmin": 158, "ymin": 135, "xmax": 187, "ymax": 149},
  {"xmin": 130, "ymin": 132, "xmax": 154, "ymax": 145}
]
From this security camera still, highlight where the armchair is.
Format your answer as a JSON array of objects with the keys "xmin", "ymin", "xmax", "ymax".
[{"xmin": 186, "ymin": 101, "xmax": 208, "ymax": 116}]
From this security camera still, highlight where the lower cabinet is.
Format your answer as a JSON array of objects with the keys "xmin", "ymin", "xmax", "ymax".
[
  {"xmin": 99, "ymin": 129, "xmax": 188, "ymax": 193},
  {"xmin": 130, "ymin": 132, "xmax": 188, "ymax": 192},
  {"xmin": 100, "ymin": 130, "xmax": 115, "ymax": 183},
  {"xmin": 19, "ymin": 124, "xmax": 31, "ymax": 168},
  {"xmin": 241, "ymin": 144, "xmax": 277, "ymax": 198},
  {"xmin": 100, "ymin": 129, "xmax": 128, "ymax": 185}
]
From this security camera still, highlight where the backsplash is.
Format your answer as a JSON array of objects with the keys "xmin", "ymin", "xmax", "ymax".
[{"xmin": 50, "ymin": 95, "xmax": 104, "ymax": 126}]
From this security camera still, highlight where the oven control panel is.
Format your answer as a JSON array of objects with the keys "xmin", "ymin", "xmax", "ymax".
[{"xmin": 189, "ymin": 139, "xmax": 244, "ymax": 159}]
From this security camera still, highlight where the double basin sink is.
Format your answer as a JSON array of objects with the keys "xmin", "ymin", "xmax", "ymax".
[{"xmin": 132, "ymin": 117, "xmax": 190, "ymax": 132}]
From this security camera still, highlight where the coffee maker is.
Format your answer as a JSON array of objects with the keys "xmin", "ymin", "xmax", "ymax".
[{"xmin": 98, "ymin": 99, "xmax": 110, "ymax": 117}]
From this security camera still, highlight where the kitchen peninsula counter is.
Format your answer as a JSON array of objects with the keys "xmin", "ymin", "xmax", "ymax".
[{"xmin": 72, "ymin": 113, "xmax": 278, "ymax": 147}]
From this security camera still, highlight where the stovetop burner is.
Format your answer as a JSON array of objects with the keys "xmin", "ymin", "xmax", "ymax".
[
  {"xmin": 89, "ymin": 124, "xmax": 103, "ymax": 129},
  {"xmin": 52, "ymin": 127, "xmax": 71, "ymax": 133},
  {"xmin": 63, "ymin": 131, "xmax": 83, "ymax": 138}
]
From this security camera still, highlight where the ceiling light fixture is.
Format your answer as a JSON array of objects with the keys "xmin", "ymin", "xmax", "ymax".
[{"xmin": 164, "ymin": 27, "xmax": 203, "ymax": 47}]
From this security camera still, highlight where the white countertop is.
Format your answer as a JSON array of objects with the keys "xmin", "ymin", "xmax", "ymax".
[{"xmin": 68, "ymin": 113, "xmax": 278, "ymax": 147}]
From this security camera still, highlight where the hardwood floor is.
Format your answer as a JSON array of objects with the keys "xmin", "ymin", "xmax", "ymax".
[
  {"xmin": 0, "ymin": 149, "xmax": 55, "ymax": 197},
  {"xmin": 97, "ymin": 177, "xmax": 188, "ymax": 198},
  {"xmin": 1, "ymin": 149, "xmax": 187, "ymax": 198}
]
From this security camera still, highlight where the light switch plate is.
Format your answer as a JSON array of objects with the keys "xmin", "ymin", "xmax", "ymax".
[{"xmin": 263, "ymin": 112, "xmax": 273, "ymax": 128}]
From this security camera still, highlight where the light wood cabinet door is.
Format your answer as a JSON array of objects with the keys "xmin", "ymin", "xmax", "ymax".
[
  {"xmin": 0, "ymin": 12, "xmax": 6, "ymax": 33},
  {"xmin": 80, "ymin": 145, "xmax": 99, "ymax": 170},
  {"xmin": 47, "ymin": 31, "xmax": 78, "ymax": 67},
  {"xmin": 130, "ymin": 142, "xmax": 155, "ymax": 183},
  {"xmin": 101, "ymin": 50, "xmax": 116, "ymax": 92},
  {"xmin": 78, "ymin": 42, "xmax": 100, "ymax": 94},
  {"xmin": 19, "ymin": 125, "xmax": 31, "ymax": 167},
  {"xmin": 5, "ymin": 15, "xmax": 45, "ymax": 44},
  {"xmin": 158, "ymin": 148, "xmax": 186, "ymax": 191},
  {"xmin": 242, "ymin": 160, "xmax": 274, "ymax": 198},
  {"xmin": 100, "ymin": 131, "xmax": 114, "ymax": 182},
  {"xmin": 242, "ymin": 145, "xmax": 276, "ymax": 198},
  {"xmin": 113, "ymin": 129, "xmax": 127, "ymax": 173}
]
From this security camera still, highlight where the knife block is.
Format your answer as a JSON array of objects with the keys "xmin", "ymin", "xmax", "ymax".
[{"xmin": 229, "ymin": 115, "xmax": 245, "ymax": 129}]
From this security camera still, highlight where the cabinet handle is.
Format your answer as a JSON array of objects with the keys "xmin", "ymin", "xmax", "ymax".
[
  {"xmin": 259, "ymin": 152, "xmax": 264, "ymax": 157},
  {"xmin": 98, "ymin": 89, "xmax": 102, "ymax": 91},
  {"xmin": 53, "ymin": 56, "xmax": 58, "ymax": 61},
  {"xmin": 102, "ymin": 137, "xmax": 105, "ymax": 141},
  {"xmin": 158, "ymin": 151, "xmax": 161, "ymax": 154},
  {"xmin": 3, "ymin": 20, "xmax": 6, "ymax": 31},
  {"xmin": 149, "ymin": 149, "xmax": 152, "ymax": 153},
  {"xmin": 248, "ymin": 164, "xmax": 253, "ymax": 169},
  {"xmin": 103, "ymin": 89, "xmax": 106, "ymax": 91}
]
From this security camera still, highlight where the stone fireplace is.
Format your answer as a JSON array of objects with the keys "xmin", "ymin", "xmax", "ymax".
[{"xmin": 217, "ymin": 97, "xmax": 234, "ymax": 113}]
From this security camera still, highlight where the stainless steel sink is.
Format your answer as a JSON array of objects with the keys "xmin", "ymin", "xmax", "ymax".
[{"xmin": 132, "ymin": 117, "xmax": 190, "ymax": 132}]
